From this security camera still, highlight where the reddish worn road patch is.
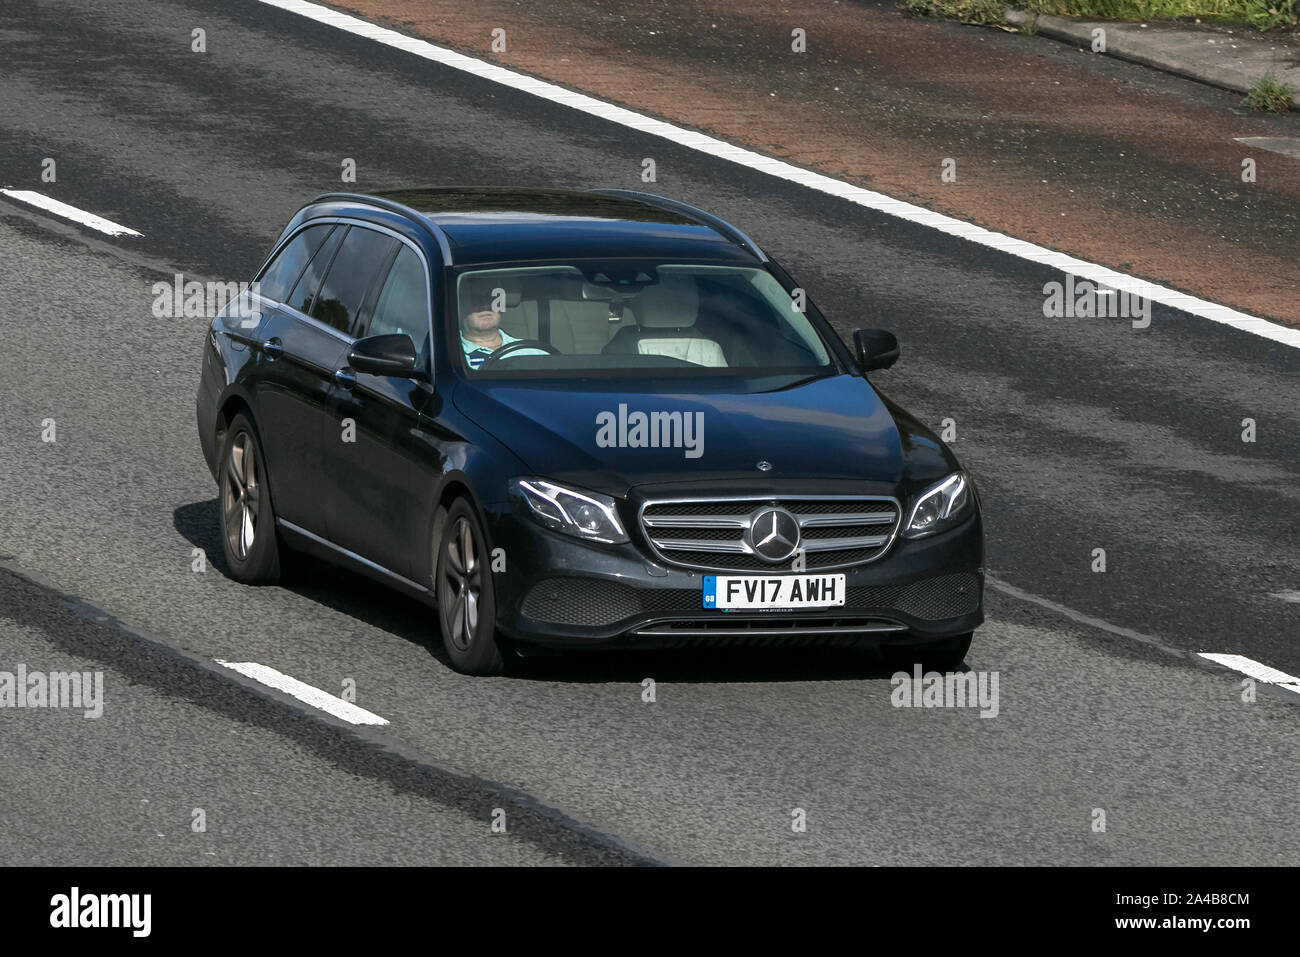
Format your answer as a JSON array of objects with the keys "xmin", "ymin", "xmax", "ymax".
[{"xmin": 329, "ymin": 0, "xmax": 1300, "ymax": 325}]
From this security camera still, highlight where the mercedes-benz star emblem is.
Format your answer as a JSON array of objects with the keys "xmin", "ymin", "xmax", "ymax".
[
  {"xmin": 756, "ymin": 460, "xmax": 773, "ymax": 472},
  {"xmin": 747, "ymin": 507, "xmax": 800, "ymax": 563}
]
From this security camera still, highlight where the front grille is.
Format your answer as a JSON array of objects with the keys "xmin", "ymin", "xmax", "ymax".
[
  {"xmin": 639, "ymin": 496, "xmax": 899, "ymax": 571},
  {"xmin": 521, "ymin": 578, "xmax": 642, "ymax": 626},
  {"xmin": 894, "ymin": 572, "xmax": 981, "ymax": 620},
  {"xmin": 628, "ymin": 617, "xmax": 906, "ymax": 649},
  {"xmin": 519, "ymin": 573, "xmax": 981, "ymax": 627}
]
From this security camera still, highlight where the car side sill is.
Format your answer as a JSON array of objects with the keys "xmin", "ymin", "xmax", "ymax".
[{"xmin": 277, "ymin": 519, "xmax": 434, "ymax": 605}]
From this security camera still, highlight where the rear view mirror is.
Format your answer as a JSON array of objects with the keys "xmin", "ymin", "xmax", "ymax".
[
  {"xmin": 853, "ymin": 328, "xmax": 899, "ymax": 372},
  {"xmin": 348, "ymin": 333, "xmax": 418, "ymax": 378}
]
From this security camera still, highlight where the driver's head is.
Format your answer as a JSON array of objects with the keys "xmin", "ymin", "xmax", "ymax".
[{"xmin": 460, "ymin": 280, "xmax": 503, "ymax": 337}]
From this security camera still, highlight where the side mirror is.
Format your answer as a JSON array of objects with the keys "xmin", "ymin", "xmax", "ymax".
[
  {"xmin": 348, "ymin": 333, "xmax": 419, "ymax": 378},
  {"xmin": 853, "ymin": 328, "xmax": 899, "ymax": 372}
]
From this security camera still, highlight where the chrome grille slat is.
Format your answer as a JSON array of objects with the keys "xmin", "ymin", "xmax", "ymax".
[
  {"xmin": 656, "ymin": 539, "xmax": 750, "ymax": 553},
  {"xmin": 803, "ymin": 535, "xmax": 889, "ymax": 551},
  {"xmin": 642, "ymin": 515, "xmax": 749, "ymax": 529},
  {"xmin": 799, "ymin": 512, "xmax": 894, "ymax": 527},
  {"xmin": 639, "ymin": 495, "xmax": 900, "ymax": 572}
]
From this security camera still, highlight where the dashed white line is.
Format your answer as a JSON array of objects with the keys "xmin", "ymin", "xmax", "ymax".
[
  {"xmin": 214, "ymin": 660, "xmax": 390, "ymax": 725},
  {"xmin": 0, "ymin": 188, "xmax": 143, "ymax": 237},
  {"xmin": 1196, "ymin": 653, "xmax": 1300, "ymax": 695},
  {"xmin": 989, "ymin": 575, "xmax": 1300, "ymax": 702},
  {"xmin": 986, "ymin": 574, "xmax": 1185, "ymax": 656},
  {"xmin": 1267, "ymin": 589, "xmax": 1300, "ymax": 603},
  {"xmin": 261, "ymin": 0, "xmax": 1300, "ymax": 350}
]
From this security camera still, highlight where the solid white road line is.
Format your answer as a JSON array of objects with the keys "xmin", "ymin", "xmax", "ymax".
[
  {"xmin": 1196, "ymin": 653, "xmax": 1300, "ymax": 695},
  {"xmin": 214, "ymin": 660, "xmax": 390, "ymax": 725},
  {"xmin": 0, "ymin": 188, "xmax": 144, "ymax": 237},
  {"xmin": 1234, "ymin": 137, "xmax": 1300, "ymax": 162},
  {"xmin": 261, "ymin": 0, "xmax": 1300, "ymax": 350}
]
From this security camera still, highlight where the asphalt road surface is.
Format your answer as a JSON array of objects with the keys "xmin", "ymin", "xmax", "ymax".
[{"xmin": 1, "ymin": 0, "xmax": 1298, "ymax": 866}]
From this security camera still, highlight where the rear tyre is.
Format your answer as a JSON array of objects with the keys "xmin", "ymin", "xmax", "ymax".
[
  {"xmin": 218, "ymin": 413, "xmax": 284, "ymax": 584},
  {"xmin": 435, "ymin": 499, "xmax": 508, "ymax": 675},
  {"xmin": 881, "ymin": 632, "xmax": 973, "ymax": 673}
]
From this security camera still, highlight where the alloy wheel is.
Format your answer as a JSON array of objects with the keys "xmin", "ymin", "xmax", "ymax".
[
  {"xmin": 441, "ymin": 517, "xmax": 482, "ymax": 650},
  {"xmin": 223, "ymin": 432, "xmax": 260, "ymax": 561}
]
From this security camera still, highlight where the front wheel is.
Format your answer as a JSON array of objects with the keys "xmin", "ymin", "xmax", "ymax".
[{"xmin": 435, "ymin": 499, "xmax": 508, "ymax": 675}]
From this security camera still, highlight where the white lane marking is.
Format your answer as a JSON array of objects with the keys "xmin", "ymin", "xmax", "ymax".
[
  {"xmin": 0, "ymin": 188, "xmax": 144, "ymax": 237},
  {"xmin": 986, "ymin": 574, "xmax": 1184, "ymax": 654},
  {"xmin": 214, "ymin": 659, "xmax": 390, "ymax": 725},
  {"xmin": 989, "ymin": 575, "xmax": 1300, "ymax": 701},
  {"xmin": 1197, "ymin": 653, "xmax": 1300, "ymax": 695},
  {"xmin": 1268, "ymin": 589, "xmax": 1300, "ymax": 603},
  {"xmin": 261, "ymin": 0, "xmax": 1300, "ymax": 350},
  {"xmin": 1234, "ymin": 137, "xmax": 1300, "ymax": 162}
]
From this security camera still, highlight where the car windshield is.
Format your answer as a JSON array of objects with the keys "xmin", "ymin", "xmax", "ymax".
[{"xmin": 454, "ymin": 262, "xmax": 835, "ymax": 379}]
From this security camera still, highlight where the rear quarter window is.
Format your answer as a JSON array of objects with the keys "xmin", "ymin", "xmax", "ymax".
[{"xmin": 256, "ymin": 224, "xmax": 334, "ymax": 304}]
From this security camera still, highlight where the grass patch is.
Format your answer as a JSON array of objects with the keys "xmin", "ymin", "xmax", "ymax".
[
  {"xmin": 1024, "ymin": 0, "xmax": 1296, "ymax": 30},
  {"xmin": 906, "ymin": 0, "xmax": 1296, "ymax": 30},
  {"xmin": 1245, "ymin": 70, "xmax": 1295, "ymax": 110},
  {"xmin": 903, "ymin": 0, "xmax": 1010, "ymax": 25}
]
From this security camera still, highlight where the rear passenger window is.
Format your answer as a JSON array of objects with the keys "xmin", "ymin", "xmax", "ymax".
[
  {"xmin": 368, "ymin": 246, "xmax": 430, "ymax": 354},
  {"xmin": 257, "ymin": 224, "xmax": 333, "ymax": 303},
  {"xmin": 309, "ymin": 227, "xmax": 399, "ymax": 335}
]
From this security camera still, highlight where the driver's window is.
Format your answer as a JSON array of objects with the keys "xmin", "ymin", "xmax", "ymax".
[{"xmin": 370, "ymin": 246, "xmax": 430, "ymax": 358}]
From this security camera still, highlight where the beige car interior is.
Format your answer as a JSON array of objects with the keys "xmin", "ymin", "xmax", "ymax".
[{"xmin": 494, "ymin": 274, "xmax": 730, "ymax": 367}]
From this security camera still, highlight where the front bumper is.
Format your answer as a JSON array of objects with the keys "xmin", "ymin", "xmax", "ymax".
[{"xmin": 485, "ymin": 503, "xmax": 984, "ymax": 650}]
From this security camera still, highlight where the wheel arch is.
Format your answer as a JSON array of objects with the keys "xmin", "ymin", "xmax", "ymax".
[
  {"xmin": 214, "ymin": 390, "xmax": 255, "ymax": 452},
  {"xmin": 215, "ymin": 391, "xmax": 284, "ymax": 519},
  {"xmin": 423, "ymin": 470, "xmax": 497, "ymax": 590}
]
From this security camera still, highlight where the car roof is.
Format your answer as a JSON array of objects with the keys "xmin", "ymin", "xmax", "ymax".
[{"xmin": 306, "ymin": 187, "xmax": 766, "ymax": 267}]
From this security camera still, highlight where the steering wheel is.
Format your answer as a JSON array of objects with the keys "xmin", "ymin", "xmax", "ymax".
[{"xmin": 478, "ymin": 339, "xmax": 562, "ymax": 367}]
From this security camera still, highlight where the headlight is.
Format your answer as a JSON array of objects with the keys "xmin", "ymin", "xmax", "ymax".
[
  {"xmin": 903, "ymin": 472, "xmax": 971, "ymax": 539},
  {"xmin": 510, "ymin": 478, "xmax": 629, "ymax": 544}
]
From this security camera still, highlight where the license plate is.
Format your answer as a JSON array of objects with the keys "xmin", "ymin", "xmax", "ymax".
[{"xmin": 702, "ymin": 574, "xmax": 846, "ymax": 610}]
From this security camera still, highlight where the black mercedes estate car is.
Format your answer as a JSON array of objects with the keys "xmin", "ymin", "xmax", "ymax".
[{"xmin": 197, "ymin": 188, "xmax": 983, "ymax": 674}]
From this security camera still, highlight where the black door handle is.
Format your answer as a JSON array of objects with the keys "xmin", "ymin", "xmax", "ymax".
[
  {"xmin": 334, "ymin": 367, "xmax": 357, "ymax": 390},
  {"xmin": 262, "ymin": 338, "xmax": 283, "ymax": 360}
]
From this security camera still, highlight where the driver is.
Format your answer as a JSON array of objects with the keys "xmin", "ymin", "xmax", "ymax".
[{"xmin": 460, "ymin": 281, "xmax": 521, "ymax": 370}]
